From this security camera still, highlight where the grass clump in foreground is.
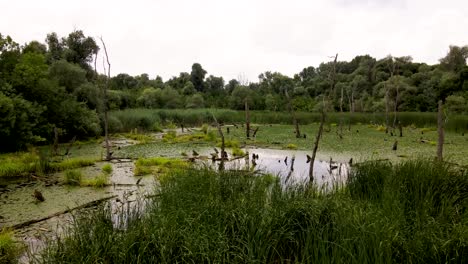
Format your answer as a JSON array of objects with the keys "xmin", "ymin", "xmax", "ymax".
[
  {"xmin": 0, "ymin": 229, "xmax": 22, "ymax": 263},
  {"xmin": 39, "ymin": 160, "xmax": 468, "ymax": 263}
]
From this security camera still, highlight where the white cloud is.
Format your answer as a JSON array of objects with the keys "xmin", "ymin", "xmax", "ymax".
[{"xmin": 1, "ymin": 0, "xmax": 467, "ymax": 81}]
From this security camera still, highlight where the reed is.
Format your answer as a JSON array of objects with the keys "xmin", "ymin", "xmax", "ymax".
[{"xmin": 38, "ymin": 160, "xmax": 468, "ymax": 263}]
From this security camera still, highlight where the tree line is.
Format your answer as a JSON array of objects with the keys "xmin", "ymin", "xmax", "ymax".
[{"xmin": 1, "ymin": 30, "xmax": 467, "ymax": 151}]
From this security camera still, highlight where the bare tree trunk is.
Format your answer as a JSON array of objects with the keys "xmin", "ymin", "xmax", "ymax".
[
  {"xmin": 339, "ymin": 86, "xmax": 344, "ymax": 138},
  {"xmin": 285, "ymin": 89, "xmax": 301, "ymax": 138},
  {"xmin": 351, "ymin": 89, "xmax": 355, "ymax": 113},
  {"xmin": 437, "ymin": 100, "xmax": 444, "ymax": 162},
  {"xmin": 328, "ymin": 54, "xmax": 338, "ymax": 101},
  {"xmin": 99, "ymin": 37, "xmax": 111, "ymax": 161},
  {"xmin": 393, "ymin": 83, "xmax": 399, "ymax": 128},
  {"xmin": 52, "ymin": 127, "xmax": 59, "ymax": 156},
  {"xmin": 385, "ymin": 83, "xmax": 389, "ymax": 134},
  {"xmin": 346, "ymin": 89, "xmax": 352, "ymax": 131},
  {"xmin": 340, "ymin": 86, "xmax": 343, "ymax": 113},
  {"xmin": 309, "ymin": 109, "xmax": 325, "ymax": 183},
  {"xmin": 245, "ymin": 100, "xmax": 250, "ymax": 139},
  {"xmin": 398, "ymin": 122, "xmax": 403, "ymax": 137},
  {"xmin": 212, "ymin": 113, "xmax": 226, "ymax": 170}
]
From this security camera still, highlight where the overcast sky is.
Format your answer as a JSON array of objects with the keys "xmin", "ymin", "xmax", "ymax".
[{"xmin": 1, "ymin": 0, "xmax": 467, "ymax": 81}]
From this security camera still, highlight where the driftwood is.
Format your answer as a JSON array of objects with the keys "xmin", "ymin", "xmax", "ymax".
[{"xmin": 10, "ymin": 195, "xmax": 117, "ymax": 230}]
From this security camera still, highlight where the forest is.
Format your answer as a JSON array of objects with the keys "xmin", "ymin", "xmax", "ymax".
[{"xmin": 1, "ymin": 30, "xmax": 467, "ymax": 152}]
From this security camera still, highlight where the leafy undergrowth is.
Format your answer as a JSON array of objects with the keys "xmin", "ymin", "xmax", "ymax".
[
  {"xmin": 134, "ymin": 157, "xmax": 189, "ymax": 176},
  {"xmin": 39, "ymin": 160, "xmax": 468, "ymax": 263}
]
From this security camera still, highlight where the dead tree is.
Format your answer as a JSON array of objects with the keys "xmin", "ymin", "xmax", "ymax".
[
  {"xmin": 285, "ymin": 88, "xmax": 301, "ymax": 138},
  {"xmin": 309, "ymin": 53, "xmax": 337, "ymax": 182},
  {"xmin": 309, "ymin": 109, "xmax": 325, "ymax": 182},
  {"xmin": 328, "ymin": 54, "xmax": 338, "ymax": 133},
  {"xmin": 385, "ymin": 55, "xmax": 396, "ymax": 133},
  {"xmin": 99, "ymin": 37, "xmax": 111, "ymax": 161},
  {"xmin": 437, "ymin": 100, "xmax": 444, "ymax": 162},
  {"xmin": 52, "ymin": 127, "xmax": 59, "ymax": 156},
  {"xmin": 339, "ymin": 84, "xmax": 344, "ymax": 135},
  {"xmin": 393, "ymin": 83, "xmax": 399, "ymax": 129},
  {"xmin": 328, "ymin": 54, "xmax": 338, "ymax": 100},
  {"xmin": 398, "ymin": 121, "xmax": 403, "ymax": 137},
  {"xmin": 245, "ymin": 100, "xmax": 250, "ymax": 139},
  {"xmin": 63, "ymin": 136, "xmax": 76, "ymax": 157},
  {"xmin": 212, "ymin": 113, "xmax": 227, "ymax": 170}
]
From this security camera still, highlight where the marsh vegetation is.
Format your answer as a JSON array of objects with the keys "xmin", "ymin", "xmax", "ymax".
[{"xmin": 1, "ymin": 30, "xmax": 468, "ymax": 263}]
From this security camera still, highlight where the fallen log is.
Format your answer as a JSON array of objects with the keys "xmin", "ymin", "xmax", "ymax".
[{"xmin": 10, "ymin": 195, "xmax": 118, "ymax": 230}]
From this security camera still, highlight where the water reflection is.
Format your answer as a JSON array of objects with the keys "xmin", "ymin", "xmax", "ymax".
[{"xmin": 207, "ymin": 148, "xmax": 349, "ymax": 186}]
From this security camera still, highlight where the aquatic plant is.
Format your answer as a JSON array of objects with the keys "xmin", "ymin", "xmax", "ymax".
[
  {"xmin": 285, "ymin": 143, "xmax": 298, "ymax": 150},
  {"xmin": 134, "ymin": 157, "xmax": 188, "ymax": 176},
  {"xmin": 231, "ymin": 147, "xmax": 245, "ymax": 157},
  {"xmin": 81, "ymin": 174, "xmax": 109, "ymax": 188},
  {"xmin": 64, "ymin": 170, "xmax": 83, "ymax": 186},
  {"xmin": 102, "ymin": 164, "xmax": 113, "ymax": 174}
]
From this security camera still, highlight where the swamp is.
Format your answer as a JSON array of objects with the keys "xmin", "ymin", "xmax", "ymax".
[
  {"xmin": 1, "ymin": 25, "xmax": 468, "ymax": 263},
  {"xmin": 2, "ymin": 114, "xmax": 468, "ymax": 263}
]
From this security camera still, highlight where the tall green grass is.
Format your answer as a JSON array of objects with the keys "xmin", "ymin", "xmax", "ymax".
[
  {"xmin": 109, "ymin": 109, "xmax": 468, "ymax": 133},
  {"xmin": 0, "ymin": 150, "xmax": 96, "ymax": 178},
  {"xmin": 38, "ymin": 159, "xmax": 468, "ymax": 263},
  {"xmin": 0, "ymin": 228, "xmax": 22, "ymax": 263},
  {"xmin": 64, "ymin": 170, "xmax": 83, "ymax": 186}
]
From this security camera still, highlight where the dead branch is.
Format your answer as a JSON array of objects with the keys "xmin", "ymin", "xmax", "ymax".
[
  {"xmin": 309, "ymin": 109, "xmax": 326, "ymax": 182},
  {"xmin": 99, "ymin": 36, "xmax": 111, "ymax": 161},
  {"xmin": 252, "ymin": 127, "xmax": 260, "ymax": 138},
  {"xmin": 10, "ymin": 195, "xmax": 117, "ymax": 230},
  {"xmin": 211, "ymin": 113, "xmax": 227, "ymax": 166}
]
